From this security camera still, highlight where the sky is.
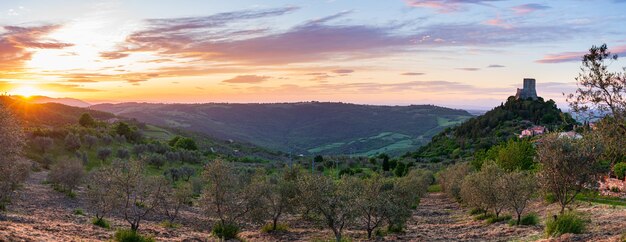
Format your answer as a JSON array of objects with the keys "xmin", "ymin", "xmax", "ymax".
[{"xmin": 0, "ymin": 0, "xmax": 625, "ymax": 109}]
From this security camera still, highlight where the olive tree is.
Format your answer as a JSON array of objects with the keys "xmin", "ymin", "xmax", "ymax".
[
  {"xmin": 48, "ymin": 158, "xmax": 85, "ymax": 194},
  {"xmin": 85, "ymin": 167, "xmax": 118, "ymax": 224},
  {"xmin": 200, "ymin": 159, "xmax": 255, "ymax": 233},
  {"xmin": 33, "ymin": 136, "xmax": 54, "ymax": 154},
  {"xmin": 109, "ymin": 159, "xmax": 167, "ymax": 231},
  {"xmin": 298, "ymin": 173, "xmax": 359, "ymax": 242},
  {"xmin": 567, "ymin": 44, "xmax": 626, "ymax": 168},
  {"xmin": 439, "ymin": 162, "xmax": 471, "ymax": 200},
  {"xmin": 460, "ymin": 161, "xmax": 507, "ymax": 218},
  {"xmin": 64, "ymin": 133, "xmax": 82, "ymax": 152},
  {"xmin": 159, "ymin": 182, "xmax": 193, "ymax": 225},
  {"xmin": 536, "ymin": 134, "xmax": 603, "ymax": 213},
  {"xmin": 247, "ymin": 167, "xmax": 300, "ymax": 232},
  {"xmin": 501, "ymin": 171, "xmax": 537, "ymax": 225},
  {"xmin": 0, "ymin": 104, "xmax": 30, "ymax": 212}
]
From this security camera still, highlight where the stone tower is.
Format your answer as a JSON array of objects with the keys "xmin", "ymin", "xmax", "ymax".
[{"xmin": 515, "ymin": 78, "xmax": 538, "ymax": 100}]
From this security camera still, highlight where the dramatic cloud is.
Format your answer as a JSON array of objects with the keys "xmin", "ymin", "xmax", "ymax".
[
  {"xmin": 222, "ymin": 75, "xmax": 270, "ymax": 84},
  {"xmin": 0, "ymin": 25, "xmax": 72, "ymax": 71},
  {"xmin": 401, "ymin": 72, "xmax": 425, "ymax": 75},
  {"xmin": 512, "ymin": 3, "xmax": 550, "ymax": 15},
  {"xmin": 405, "ymin": 0, "xmax": 503, "ymax": 13},
  {"xmin": 536, "ymin": 45, "xmax": 626, "ymax": 63}
]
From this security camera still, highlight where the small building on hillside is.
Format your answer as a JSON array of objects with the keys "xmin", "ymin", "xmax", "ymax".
[{"xmin": 519, "ymin": 125, "xmax": 546, "ymax": 138}]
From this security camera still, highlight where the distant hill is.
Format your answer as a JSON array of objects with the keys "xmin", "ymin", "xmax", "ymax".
[
  {"xmin": 23, "ymin": 95, "xmax": 91, "ymax": 107},
  {"xmin": 0, "ymin": 96, "xmax": 286, "ymax": 161},
  {"xmin": 410, "ymin": 96, "xmax": 576, "ymax": 160},
  {"xmin": 0, "ymin": 96, "xmax": 114, "ymax": 128},
  {"xmin": 91, "ymin": 102, "xmax": 473, "ymax": 156}
]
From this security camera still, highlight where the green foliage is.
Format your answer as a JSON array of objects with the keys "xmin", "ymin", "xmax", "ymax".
[
  {"xmin": 211, "ymin": 222, "xmax": 240, "ymax": 240},
  {"xmin": 486, "ymin": 214, "xmax": 511, "ymax": 224},
  {"xmin": 414, "ymin": 97, "xmax": 575, "ymax": 160},
  {"xmin": 469, "ymin": 208, "xmax": 486, "ymax": 215},
  {"xmin": 173, "ymin": 137, "xmax": 197, "ymax": 150},
  {"xmin": 260, "ymin": 223, "xmax": 289, "ymax": 233},
  {"xmin": 113, "ymin": 229, "xmax": 155, "ymax": 242},
  {"xmin": 73, "ymin": 208, "xmax": 84, "ymax": 216},
  {"xmin": 614, "ymin": 162, "xmax": 626, "ymax": 180},
  {"xmin": 92, "ymin": 217, "xmax": 111, "ymax": 228},
  {"xmin": 79, "ymin": 113, "xmax": 96, "ymax": 127},
  {"xmin": 474, "ymin": 139, "xmax": 536, "ymax": 171},
  {"xmin": 510, "ymin": 213, "xmax": 539, "ymax": 226},
  {"xmin": 545, "ymin": 212, "xmax": 587, "ymax": 237},
  {"xmin": 116, "ymin": 122, "xmax": 133, "ymax": 138}
]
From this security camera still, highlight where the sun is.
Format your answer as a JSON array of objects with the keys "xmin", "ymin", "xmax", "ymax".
[{"xmin": 11, "ymin": 86, "xmax": 46, "ymax": 98}]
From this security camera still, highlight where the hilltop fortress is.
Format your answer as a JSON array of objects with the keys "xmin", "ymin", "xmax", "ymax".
[{"xmin": 515, "ymin": 78, "xmax": 538, "ymax": 100}]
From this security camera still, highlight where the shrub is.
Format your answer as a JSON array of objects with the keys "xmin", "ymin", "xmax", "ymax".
[
  {"xmin": 486, "ymin": 214, "xmax": 511, "ymax": 224},
  {"xmin": 211, "ymin": 222, "xmax": 240, "ymax": 240},
  {"xmin": 261, "ymin": 222, "xmax": 289, "ymax": 233},
  {"xmin": 84, "ymin": 135, "xmax": 98, "ymax": 149},
  {"xmin": 64, "ymin": 133, "xmax": 82, "ymax": 152},
  {"xmin": 97, "ymin": 148, "xmax": 113, "ymax": 162},
  {"xmin": 117, "ymin": 149, "xmax": 130, "ymax": 159},
  {"xmin": 174, "ymin": 137, "xmax": 198, "ymax": 150},
  {"xmin": 512, "ymin": 213, "xmax": 539, "ymax": 226},
  {"xmin": 33, "ymin": 136, "xmax": 54, "ymax": 154},
  {"xmin": 614, "ymin": 162, "xmax": 626, "ymax": 180},
  {"xmin": 79, "ymin": 113, "xmax": 96, "ymax": 127},
  {"xmin": 469, "ymin": 208, "xmax": 486, "ymax": 215},
  {"xmin": 545, "ymin": 212, "xmax": 587, "ymax": 237},
  {"xmin": 113, "ymin": 229, "xmax": 155, "ymax": 242},
  {"xmin": 92, "ymin": 217, "xmax": 111, "ymax": 228},
  {"xmin": 145, "ymin": 154, "xmax": 166, "ymax": 168}
]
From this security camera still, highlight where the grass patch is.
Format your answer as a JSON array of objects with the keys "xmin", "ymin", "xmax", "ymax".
[
  {"xmin": 73, "ymin": 208, "xmax": 84, "ymax": 216},
  {"xmin": 486, "ymin": 214, "xmax": 512, "ymax": 224},
  {"xmin": 212, "ymin": 222, "xmax": 240, "ymax": 240},
  {"xmin": 469, "ymin": 208, "xmax": 487, "ymax": 215},
  {"xmin": 474, "ymin": 213, "xmax": 496, "ymax": 221},
  {"xmin": 92, "ymin": 217, "xmax": 110, "ymax": 229},
  {"xmin": 427, "ymin": 184, "xmax": 442, "ymax": 193},
  {"xmin": 509, "ymin": 213, "xmax": 539, "ymax": 226},
  {"xmin": 576, "ymin": 192, "xmax": 626, "ymax": 207},
  {"xmin": 113, "ymin": 229, "xmax": 154, "ymax": 242},
  {"xmin": 260, "ymin": 223, "xmax": 289, "ymax": 233},
  {"xmin": 160, "ymin": 220, "xmax": 181, "ymax": 229},
  {"xmin": 545, "ymin": 212, "xmax": 587, "ymax": 237}
]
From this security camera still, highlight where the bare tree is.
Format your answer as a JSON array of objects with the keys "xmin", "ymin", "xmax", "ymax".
[
  {"xmin": 355, "ymin": 175, "xmax": 389, "ymax": 239},
  {"xmin": 0, "ymin": 104, "xmax": 30, "ymax": 212},
  {"xmin": 536, "ymin": 134, "xmax": 603, "ymax": 213}
]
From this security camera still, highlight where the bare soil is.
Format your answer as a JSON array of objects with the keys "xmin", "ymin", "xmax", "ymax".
[{"xmin": 1, "ymin": 172, "xmax": 625, "ymax": 241}]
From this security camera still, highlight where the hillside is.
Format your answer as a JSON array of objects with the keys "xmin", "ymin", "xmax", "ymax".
[
  {"xmin": 91, "ymin": 102, "xmax": 473, "ymax": 156},
  {"xmin": 0, "ymin": 96, "xmax": 114, "ymax": 128},
  {"xmin": 411, "ymin": 96, "xmax": 576, "ymax": 160},
  {"xmin": 0, "ymin": 96, "xmax": 286, "ymax": 161}
]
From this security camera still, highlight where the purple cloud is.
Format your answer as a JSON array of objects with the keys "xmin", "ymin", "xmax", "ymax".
[
  {"xmin": 512, "ymin": 3, "xmax": 550, "ymax": 15},
  {"xmin": 401, "ymin": 72, "xmax": 425, "ymax": 75},
  {"xmin": 332, "ymin": 69, "xmax": 354, "ymax": 74},
  {"xmin": 405, "ymin": 0, "xmax": 503, "ymax": 13},
  {"xmin": 487, "ymin": 64, "xmax": 505, "ymax": 68},
  {"xmin": 456, "ymin": 67, "xmax": 480, "ymax": 71},
  {"xmin": 536, "ymin": 45, "xmax": 626, "ymax": 63}
]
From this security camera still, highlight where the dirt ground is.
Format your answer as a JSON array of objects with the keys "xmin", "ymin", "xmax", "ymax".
[{"xmin": 1, "ymin": 172, "xmax": 625, "ymax": 241}]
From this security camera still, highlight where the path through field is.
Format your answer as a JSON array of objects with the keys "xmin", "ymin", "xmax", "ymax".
[{"xmin": 396, "ymin": 192, "xmax": 542, "ymax": 241}]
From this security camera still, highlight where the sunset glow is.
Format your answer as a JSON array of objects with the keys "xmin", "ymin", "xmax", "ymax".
[
  {"xmin": 0, "ymin": 0, "xmax": 625, "ymax": 108},
  {"xmin": 10, "ymin": 86, "xmax": 48, "ymax": 98}
]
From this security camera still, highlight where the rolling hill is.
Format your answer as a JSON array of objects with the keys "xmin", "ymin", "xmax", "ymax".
[
  {"xmin": 91, "ymin": 102, "xmax": 473, "ymax": 156},
  {"xmin": 410, "ymin": 96, "xmax": 577, "ymax": 160}
]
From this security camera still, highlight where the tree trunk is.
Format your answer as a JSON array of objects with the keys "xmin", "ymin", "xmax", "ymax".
[
  {"xmin": 516, "ymin": 213, "xmax": 521, "ymax": 225},
  {"xmin": 367, "ymin": 228, "xmax": 373, "ymax": 239},
  {"xmin": 273, "ymin": 216, "xmax": 279, "ymax": 231}
]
